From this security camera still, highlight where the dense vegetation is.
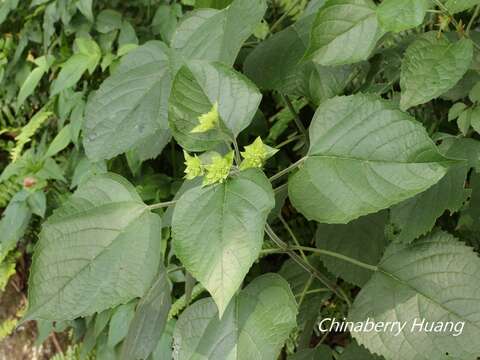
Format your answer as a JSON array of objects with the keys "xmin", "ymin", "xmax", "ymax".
[{"xmin": 1, "ymin": 0, "xmax": 480, "ymax": 359}]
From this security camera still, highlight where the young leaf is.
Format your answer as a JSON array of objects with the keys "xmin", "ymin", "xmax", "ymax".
[
  {"xmin": 26, "ymin": 174, "xmax": 162, "ymax": 320},
  {"xmin": 305, "ymin": 0, "xmax": 383, "ymax": 66},
  {"xmin": 169, "ymin": 61, "xmax": 261, "ymax": 151},
  {"xmin": 51, "ymin": 38, "xmax": 101, "ymax": 95},
  {"xmin": 44, "ymin": 124, "xmax": 72, "ymax": 158},
  {"xmin": 289, "ymin": 94, "xmax": 448, "ymax": 224},
  {"xmin": 84, "ymin": 41, "xmax": 175, "ymax": 161},
  {"xmin": 350, "ymin": 230, "xmax": 480, "ymax": 360},
  {"xmin": 17, "ymin": 55, "xmax": 54, "ymax": 108},
  {"xmin": 400, "ymin": 33, "xmax": 473, "ymax": 110},
  {"xmin": 448, "ymin": 102, "xmax": 467, "ymax": 121},
  {"xmin": 173, "ymin": 274, "xmax": 297, "ymax": 359},
  {"xmin": 172, "ymin": 169, "xmax": 274, "ymax": 316},
  {"xmin": 171, "ymin": 0, "xmax": 267, "ymax": 65},
  {"xmin": 377, "ymin": 0, "xmax": 430, "ymax": 32},
  {"xmin": 316, "ymin": 212, "xmax": 388, "ymax": 286}
]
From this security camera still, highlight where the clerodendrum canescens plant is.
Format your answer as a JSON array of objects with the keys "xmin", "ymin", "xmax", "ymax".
[{"xmin": 1, "ymin": 0, "xmax": 480, "ymax": 359}]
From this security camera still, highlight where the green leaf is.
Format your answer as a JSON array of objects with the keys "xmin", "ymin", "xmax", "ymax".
[
  {"xmin": 316, "ymin": 212, "xmax": 388, "ymax": 286},
  {"xmin": 400, "ymin": 33, "xmax": 473, "ymax": 110},
  {"xmin": 0, "ymin": 0, "xmax": 18, "ymax": 25},
  {"xmin": 289, "ymin": 94, "xmax": 448, "ymax": 224},
  {"xmin": 171, "ymin": 0, "xmax": 267, "ymax": 65},
  {"xmin": 458, "ymin": 108, "xmax": 473, "ymax": 135},
  {"xmin": 51, "ymin": 38, "xmax": 101, "ymax": 95},
  {"xmin": 76, "ymin": 0, "xmax": 94, "ymax": 22},
  {"xmin": 377, "ymin": 0, "xmax": 430, "ymax": 32},
  {"xmin": 349, "ymin": 230, "xmax": 480, "ymax": 360},
  {"xmin": 469, "ymin": 106, "xmax": 480, "ymax": 133},
  {"xmin": 121, "ymin": 265, "xmax": 171, "ymax": 360},
  {"xmin": 27, "ymin": 191, "xmax": 47, "ymax": 218},
  {"xmin": 0, "ymin": 193, "xmax": 31, "ymax": 258},
  {"xmin": 448, "ymin": 102, "xmax": 467, "ymax": 121},
  {"xmin": 173, "ymin": 273, "xmax": 297, "ymax": 359},
  {"xmin": 45, "ymin": 124, "xmax": 72, "ymax": 158},
  {"xmin": 26, "ymin": 174, "xmax": 162, "ymax": 320},
  {"xmin": 445, "ymin": 0, "xmax": 480, "ymax": 13},
  {"xmin": 243, "ymin": 11, "xmax": 352, "ymax": 105},
  {"xmin": 169, "ymin": 60, "xmax": 261, "ymax": 151},
  {"xmin": 96, "ymin": 9, "xmax": 122, "ymax": 33},
  {"xmin": 108, "ymin": 302, "xmax": 136, "ymax": 348},
  {"xmin": 84, "ymin": 41, "xmax": 175, "ymax": 161},
  {"xmin": 305, "ymin": 0, "xmax": 383, "ymax": 66},
  {"xmin": 17, "ymin": 55, "xmax": 54, "ymax": 107},
  {"xmin": 469, "ymin": 81, "xmax": 480, "ymax": 103},
  {"xmin": 390, "ymin": 153, "xmax": 469, "ymax": 243},
  {"xmin": 243, "ymin": 13, "xmax": 314, "ymax": 91},
  {"xmin": 172, "ymin": 169, "xmax": 274, "ymax": 316},
  {"xmin": 152, "ymin": 5, "xmax": 180, "ymax": 44}
]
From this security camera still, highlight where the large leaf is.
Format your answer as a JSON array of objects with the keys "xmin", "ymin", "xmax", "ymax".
[
  {"xmin": 377, "ymin": 0, "xmax": 430, "ymax": 32},
  {"xmin": 26, "ymin": 174, "xmax": 161, "ymax": 320},
  {"xmin": 316, "ymin": 212, "xmax": 388, "ymax": 286},
  {"xmin": 400, "ymin": 33, "xmax": 473, "ymax": 110},
  {"xmin": 445, "ymin": 0, "xmax": 480, "ymax": 13},
  {"xmin": 172, "ymin": 273, "xmax": 297, "ymax": 360},
  {"xmin": 243, "ymin": 10, "xmax": 352, "ymax": 105},
  {"xmin": 349, "ymin": 230, "xmax": 480, "ymax": 360},
  {"xmin": 169, "ymin": 60, "xmax": 262, "ymax": 151},
  {"xmin": 305, "ymin": 0, "xmax": 383, "ymax": 66},
  {"xmin": 171, "ymin": 0, "xmax": 267, "ymax": 66},
  {"xmin": 83, "ymin": 41, "xmax": 175, "ymax": 161},
  {"xmin": 121, "ymin": 264, "xmax": 171, "ymax": 360},
  {"xmin": 288, "ymin": 94, "xmax": 448, "ymax": 224},
  {"xmin": 243, "ymin": 11, "xmax": 314, "ymax": 91},
  {"xmin": 172, "ymin": 169, "xmax": 274, "ymax": 316}
]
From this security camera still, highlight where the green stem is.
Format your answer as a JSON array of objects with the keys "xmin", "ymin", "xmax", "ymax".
[
  {"xmin": 276, "ymin": 134, "xmax": 302, "ymax": 148},
  {"xmin": 167, "ymin": 265, "xmax": 184, "ymax": 274},
  {"xmin": 148, "ymin": 200, "xmax": 177, "ymax": 210},
  {"xmin": 265, "ymin": 224, "xmax": 352, "ymax": 307},
  {"xmin": 467, "ymin": 4, "xmax": 480, "ymax": 35},
  {"xmin": 279, "ymin": 214, "xmax": 308, "ymax": 262},
  {"xmin": 293, "ymin": 246, "xmax": 378, "ymax": 272},
  {"xmin": 295, "ymin": 288, "xmax": 330, "ymax": 298},
  {"xmin": 281, "ymin": 94, "xmax": 309, "ymax": 148},
  {"xmin": 297, "ymin": 275, "xmax": 313, "ymax": 307},
  {"xmin": 232, "ymin": 137, "xmax": 242, "ymax": 165},
  {"xmin": 269, "ymin": 156, "xmax": 306, "ymax": 182}
]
